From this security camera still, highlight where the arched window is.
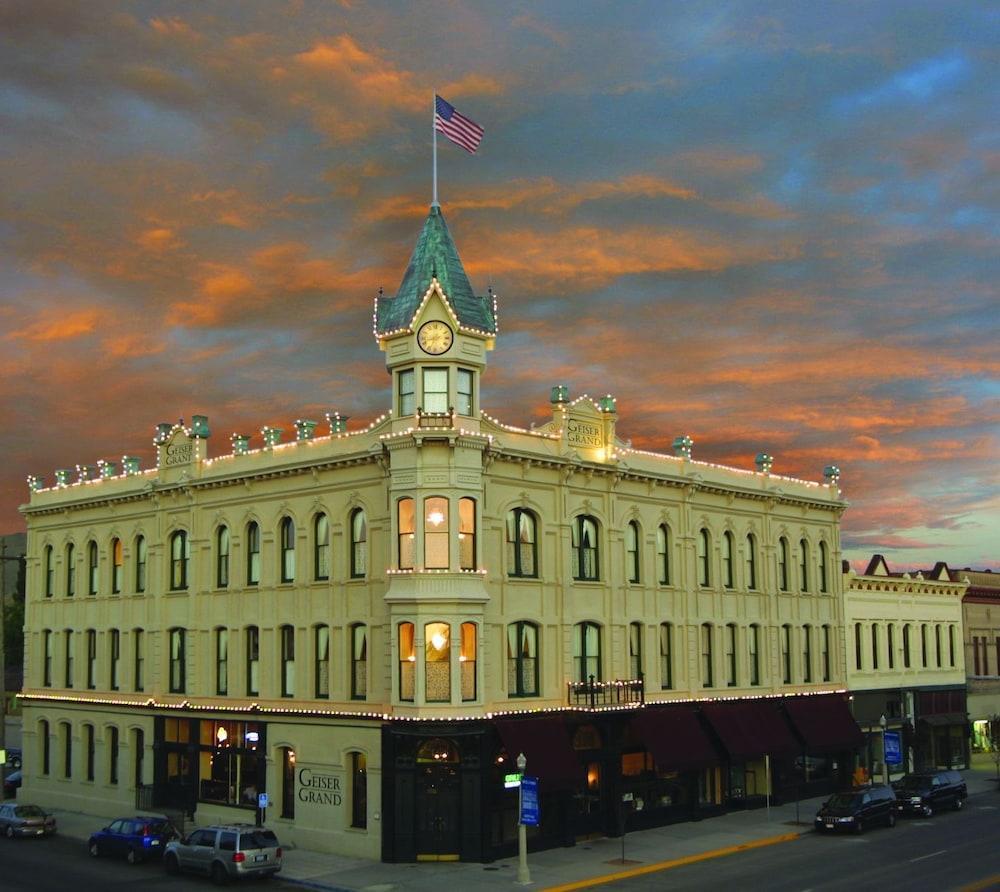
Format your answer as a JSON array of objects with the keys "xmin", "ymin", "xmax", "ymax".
[
  {"xmin": 169, "ymin": 627, "xmax": 186, "ymax": 693},
  {"xmin": 629, "ymin": 621, "xmax": 643, "ymax": 679},
  {"xmin": 903, "ymin": 623, "xmax": 912, "ymax": 668},
  {"xmin": 458, "ymin": 498, "xmax": 476, "ymax": 571},
  {"xmin": 822, "ymin": 625, "xmax": 832, "ymax": 681},
  {"xmin": 61, "ymin": 721, "xmax": 72, "ymax": 778},
  {"xmin": 799, "ymin": 538, "xmax": 809, "ymax": 591},
  {"xmin": 64, "ymin": 629, "xmax": 74, "ymax": 688},
  {"xmin": 246, "ymin": 521, "xmax": 260, "ymax": 585},
  {"xmin": 215, "ymin": 628, "xmax": 228, "ymax": 695},
  {"xmin": 43, "ymin": 629, "xmax": 53, "ymax": 687},
  {"xmin": 656, "ymin": 524, "xmax": 671, "ymax": 585},
  {"xmin": 887, "ymin": 624, "xmax": 896, "ymax": 669},
  {"xmin": 314, "ymin": 513, "xmax": 330, "ymax": 580},
  {"xmin": 698, "ymin": 528, "xmax": 711, "ymax": 587},
  {"xmin": 108, "ymin": 726, "xmax": 119, "ymax": 785},
  {"xmin": 871, "ymin": 623, "xmax": 880, "ymax": 670},
  {"xmin": 280, "ymin": 625, "xmax": 295, "ymax": 696},
  {"xmin": 350, "ymin": 508, "xmax": 368, "ymax": 578},
  {"xmin": 280, "ymin": 747, "xmax": 296, "ymax": 820},
  {"xmin": 722, "ymin": 531, "xmax": 734, "ymax": 588},
  {"xmin": 65, "ymin": 542, "xmax": 75, "ymax": 597},
  {"xmin": 626, "ymin": 521, "xmax": 640, "ymax": 584},
  {"xmin": 749, "ymin": 624, "xmax": 761, "ymax": 686},
  {"xmin": 425, "ymin": 622, "xmax": 450, "ymax": 701},
  {"xmin": 659, "ymin": 622, "xmax": 673, "ymax": 689},
  {"xmin": 398, "ymin": 498, "xmax": 415, "ymax": 570},
  {"xmin": 781, "ymin": 624, "xmax": 792, "ymax": 683},
  {"xmin": 949, "ymin": 625, "xmax": 956, "ymax": 667},
  {"xmin": 701, "ymin": 623, "xmax": 714, "ymax": 687},
  {"xmin": 169, "ymin": 531, "xmax": 189, "ymax": 591},
  {"xmin": 351, "ymin": 623, "xmax": 368, "ymax": 700},
  {"xmin": 506, "ymin": 509, "xmax": 538, "ymax": 578},
  {"xmin": 399, "ymin": 622, "xmax": 415, "ymax": 701},
  {"xmin": 246, "ymin": 626, "xmax": 259, "ymax": 696},
  {"xmin": 802, "ymin": 625, "xmax": 812, "ymax": 683},
  {"xmin": 746, "ymin": 533, "xmax": 757, "ymax": 590},
  {"xmin": 424, "ymin": 497, "xmax": 449, "ymax": 569},
  {"xmin": 279, "ymin": 517, "xmax": 296, "ymax": 583},
  {"xmin": 216, "ymin": 526, "xmax": 230, "ymax": 588},
  {"xmin": 460, "ymin": 621, "xmax": 476, "ymax": 701},
  {"xmin": 133, "ymin": 628, "xmax": 145, "ymax": 692},
  {"xmin": 921, "ymin": 624, "xmax": 928, "ymax": 667},
  {"xmin": 778, "ymin": 537, "xmax": 789, "ymax": 591},
  {"xmin": 84, "ymin": 723, "xmax": 96, "ymax": 781},
  {"xmin": 87, "ymin": 540, "xmax": 98, "ymax": 595},
  {"xmin": 134, "ymin": 535, "xmax": 146, "ymax": 593},
  {"xmin": 133, "ymin": 728, "xmax": 145, "ymax": 787},
  {"xmin": 725, "ymin": 623, "xmax": 737, "ymax": 686},
  {"xmin": 935, "ymin": 624, "xmax": 942, "ymax": 668},
  {"xmin": 39, "ymin": 719, "xmax": 51, "ymax": 776},
  {"xmin": 507, "ymin": 622, "xmax": 539, "ymax": 697},
  {"xmin": 350, "ymin": 752, "xmax": 368, "ymax": 829},
  {"xmin": 86, "ymin": 628, "xmax": 96, "ymax": 689},
  {"xmin": 574, "ymin": 622, "xmax": 602, "ymax": 682},
  {"xmin": 855, "ymin": 622, "xmax": 863, "ymax": 670},
  {"xmin": 111, "ymin": 538, "xmax": 123, "ymax": 594},
  {"xmin": 44, "ymin": 545, "xmax": 54, "ymax": 597},
  {"xmin": 572, "ymin": 515, "xmax": 600, "ymax": 581},
  {"xmin": 819, "ymin": 541, "xmax": 829, "ymax": 593},
  {"xmin": 314, "ymin": 624, "xmax": 330, "ymax": 698}
]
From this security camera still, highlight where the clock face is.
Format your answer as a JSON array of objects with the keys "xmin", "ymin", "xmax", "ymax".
[{"xmin": 417, "ymin": 321, "xmax": 453, "ymax": 355}]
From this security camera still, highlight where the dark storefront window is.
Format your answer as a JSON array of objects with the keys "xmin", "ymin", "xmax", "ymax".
[
  {"xmin": 195, "ymin": 720, "xmax": 265, "ymax": 808},
  {"xmin": 281, "ymin": 747, "xmax": 295, "ymax": 819},
  {"xmin": 351, "ymin": 752, "xmax": 367, "ymax": 829}
]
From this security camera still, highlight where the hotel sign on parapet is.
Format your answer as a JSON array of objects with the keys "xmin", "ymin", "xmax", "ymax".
[{"xmin": 566, "ymin": 418, "xmax": 603, "ymax": 449}]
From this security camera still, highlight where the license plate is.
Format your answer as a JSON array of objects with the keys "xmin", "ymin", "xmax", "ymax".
[
  {"xmin": 825, "ymin": 823, "xmax": 833, "ymax": 829},
  {"xmin": 151, "ymin": 839, "xmax": 160, "ymax": 846},
  {"xmin": 254, "ymin": 854, "xmax": 267, "ymax": 862}
]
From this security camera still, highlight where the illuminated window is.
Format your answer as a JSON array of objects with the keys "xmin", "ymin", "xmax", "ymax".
[
  {"xmin": 169, "ymin": 531, "xmax": 189, "ymax": 591},
  {"xmin": 398, "ymin": 498, "xmax": 415, "ymax": 570},
  {"xmin": 459, "ymin": 498, "xmax": 476, "ymax": 571},
  {"xmin": 461, "ymin": 621, "xmax": 476, "ymax": 701},
  {"xmin": 572, "ymin": 516, "xmax": 600, "ymax": 581},
  {"xmin": 573, "ymin": 621, "xmax": 601, "ymax": 683},
  {"xmin": 314, "ymin": 625, "xmax": 330, "ymax": 698},
  {"xmin": 399, "ymin": 622, "xmax": 415, "ymax": 702},
  {"xmin": 506, "ymin": 509, "xmax": 537, "ymax": 578},
  {"xmin": 626, "ymin": 521, "xmax": 640, "ymax": 584},
  {"xmin": 424, "ymin": 497, "xmax": 449, "ymax": 569},
  {"xmin": 246, "ymin": 521, "xmax": 260, "ymax": 585},
  {"xmin": 279, "ymin": 517, "xmax": 295, "ymax": 583},
  {"xmin": 425, "ymin": 622, "xmax": 451, "ymax": 701},
  {"xmin": 351, "ymin": 623, "xmax": 368, "ymax": 700},
  {"xmin": 111, "ymin": 537, "xmax": 123, "ymax": 594},
  {"xmin": 216, "ymin": 527, "xmax": 230, "ymax": 588},
  {"xmin": 350, "ymin": 508, "xmax": 367, "ymax": 578},
  {"xmin": 656, "ymin": 524, "xmax": 671, "ymax": 584},
  {"xmin": 507, "ymin": 621, "xmax": 539, "ymax": 697},
  {"xmin": 659, "ymin": 622, "xmax": 673, "ymax": 689},
  {"xmin": 314, "ymin": 513, "xmax": 330, "ymax": 580}
]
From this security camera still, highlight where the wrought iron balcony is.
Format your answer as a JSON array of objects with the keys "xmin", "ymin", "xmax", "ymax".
[{"xmin": 567, "ymin": 675, "xmax": 644, "ymax": 708}]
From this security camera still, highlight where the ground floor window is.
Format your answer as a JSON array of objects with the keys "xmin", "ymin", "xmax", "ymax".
[
  {"xmin": 281, "ymin": 747, "xmax": 295, "ymax": 819},
  {"xmin": 351, "ymin": 751, "xmax": 367, "ymax": 829}
]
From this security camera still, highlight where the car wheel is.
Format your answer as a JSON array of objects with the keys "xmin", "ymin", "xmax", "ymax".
[
  {"xmin": 89, "ymin": 840, "xmax": 101, "ymax": 857},
  {"xmin": 164, "ymin": 853, "xmax": 180, "ymax": 875},
  {"xmin": 887, "ymin": 811, "xmax": 896, "ymax": 828},
  {"xmin": 923, "ymin": 804, "xmax": 933, "ymax": 818},
  {"xmin": 4, "ymin": 825, "xmax": 14, "ymax": 840},
  {"xmin": 853, "ymin": 819, "xmax": 863, "ymax": 835},
  {"xmin": 955, "ymin": 797, "xmax": 964, "ymax": 811},
  {"xmin": 126, "ymin": 846, "xmax": 141, "ymax": 865},
  {"xmin": 211, "ymin": 861, "xmax": 229, "ymax": 886}
]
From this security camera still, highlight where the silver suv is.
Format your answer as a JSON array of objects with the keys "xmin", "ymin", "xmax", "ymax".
[{"xmin": 163, "ymin": 823, "xmax": 282, "ymax": 883}]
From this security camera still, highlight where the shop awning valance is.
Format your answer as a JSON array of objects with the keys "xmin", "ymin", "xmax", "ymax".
[
  {"xmin": 495, "ymin": 716, "xmax": 582, "ymax": 792},
  {"xmin": 630, "ymin": 704, "xmax": 719, "ymax": 771},
  {"xmin": 783, "ymin": 694, "xmax": 864, "ymax": 754},
  {"xmin": 701, "ymin": 699, "xmax": 799, "ymax": 761}
]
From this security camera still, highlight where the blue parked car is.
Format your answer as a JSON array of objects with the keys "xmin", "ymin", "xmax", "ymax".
[{"xmin": 88, "ymin": 815, "xmax": 177, "ymax": 863}]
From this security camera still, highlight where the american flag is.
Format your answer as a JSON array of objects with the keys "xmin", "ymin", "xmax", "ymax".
[{"xmin": 434, "ymin": 95, "xmax": 484, "ymax": 154}]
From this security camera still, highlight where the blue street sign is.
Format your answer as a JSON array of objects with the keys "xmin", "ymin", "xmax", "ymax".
[
  {"xmin": 883, "ymin": 730, "xmax": 902, "ymax": 766},
  {"xmin": 520, "ymin": 776, "xmax": 540, "ymax": 826}
]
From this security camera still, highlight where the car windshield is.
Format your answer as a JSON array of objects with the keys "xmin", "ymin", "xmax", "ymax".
[
  {"xmin": 243, "ymin": 830, "xmax": 278, "ymax": 849},
  {"xmin": 142, "ymin": 821, "xmax": 172, "ymax": 835},
  {"xmin": 15, "ymin": 806, "xmax": 45, "ymax": 817},
  {"xmin": 826, "ymin": 793, "xmax": 861, "ymax": 809},
  {"xmin": 897, "ymin": 776, "xmax": 931, "ymax": 790}
]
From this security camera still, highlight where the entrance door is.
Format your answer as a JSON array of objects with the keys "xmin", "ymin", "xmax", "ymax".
[{"xmin": 414, "ymin": 738, "xmax": 462, "ymax": 861}]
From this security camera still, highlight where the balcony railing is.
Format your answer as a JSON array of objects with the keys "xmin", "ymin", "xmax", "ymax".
[{"xmin": 567, "ymin": 675, "xmax": 644, "ymax": 708}]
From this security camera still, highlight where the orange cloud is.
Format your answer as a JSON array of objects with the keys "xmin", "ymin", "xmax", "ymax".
[{"xmin": 7, "ymin": 309, "xmax": 100, "ymax": 343}]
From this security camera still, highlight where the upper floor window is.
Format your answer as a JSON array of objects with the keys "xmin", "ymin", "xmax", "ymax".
[
  {"xmin": 422, "ymin": 368, "xmax": 448, "ymax": 413},
  {"xmin": 701, "ymin": 623, "xmax": 714, "ymax": 687},
  {"xmin": 169, "ymin": 531, "xmax": 189, "ymax": 591},
  {"xmin": 697, "ymin": 528, "xmax": 711, "ymax": 587},
  {"xmin": 506, "ymin": 509, "xmax": 538, "ymax": 578},
  {"xmin": 781, "ymin": 624, "xmax": 792, "ymax": 683},
  {"xmin": 457, "ymin": 368, "xmax": 474, "ymax": 415},
  {"xmin": 725, "ymin": 623, "xmax": 737, "ymax": 686},
  {"xmin": 855, "ymin": 622, "xmax": 863, "ymax": 670},
  {"xmin": 133, "ymin": 629, "xmax": 145, "ymax": 692},
  {"xmin": 214, "ymin": 628, "xmax": 228, "ymax": 695},
  {"xmin": 169, "ymin": 627, "xmax": 186, "ymax": 693},
  {"xmin": 626, "ymin": 521, "xmax": 640, "ymax": 584},
  {"xmin": 921, "ymin": 624, "xmax": 928, "ymax": 667},
  {"xmin": 399, "ymin": 622, "xmax": 415, "ymax": 702},
  {"xmin": 280, "ymin": 625, "xmax": 295, "ymax": 697},
  {"xmin": 749, "ymin": 624, "xmax": 761, "ymax": 686},
  {"xmin": 86, "ymin": 628, "xmax": 97, "ymax": 689},
  {"xmin": 280, "ymin": 517, "xmax": 296, "ymax": 583},
  {"xmin": 246, "ymin": 626, "xmax": 260, "ymax": 696},
  {"xmin": 802, "ymin": 625, "xmax": 812, "ymax": 683},
  {"xmin": 398, "ymin": 369, "xmax": 415, "ymax": 416},
  {"xmin": 134, "ymin": 535, "xmax": 147, "ymax": 593},
  {"xmin": 572, "ymin": 515, "xmax": 600, "ymax": 581},
  {"xmin": 425, "ymin": 622, "xmax": 449, "ymax": 701},
  {"xmin": 722, "ymin": 532, "xmax": 734, "ymax": 589},
  {"xmin": 216, "ymin": 526, "xmax": 230, "ymax": 588},
  {"xmin": 656, "ymin": 524, "xmax": 671, "ymax": 585},
  {"xmin": 507, "ymin": 621, "xmax": 539, "ymax": 697},
  {"xmin": 659, "ymin": 622, "xmax": 673, "ymax": 690},
  {"xmin": 573, "ymin": 621, "xmax": 602, "ymax": 682},
  {"xmin": 819, "ymin": 541, "xmax": 829, "ymax": 593},
  {"xmin": 935, "ymin": 624, "xmax": 942, "ymax": 668},
  {"xmin": 111, "ymin": 538, "xmax": 123, "ymax": 594},
  {"xmin": 424, "ymin": 497, "xmax": 449, "ymax": 569},
  {"xmin": 746, "ymin": 534, "xmax": 757, "ymax": 590},
  {"xmin": 246, "ymin": 521, "xmax": 260, "ymax": 585},
  {"xmin": 887, "ymin": 624, "xmax": 896, "ymax": 669},
  {"xmin": 350, "ymin": 509, "xmax": 368, "ymax": 578},
  {"xmin": 949, "ymin": 625, "xmax": 956, "ymax": 667},
  {"xmin": 799, "ymin": 539, "xmax": 809, "ymax": 591},
  {"xmin": 87, "ymin": 540, "xmax": 98, "ymax": 595},
  {"xmin": 629, "ymin": 621, "xmax": 643, "ymax": 679},
  {"xmin": 351, "ymin": 623, "xmax": 368, "ymax": 700},
  {"xmin": 821, "ymin": 625, "xmax": 831, "ymax": 682},
  {"xmin": 64, "ymin": 629, "xmax": 74, "ymax": 688},
  {"xmin": 398, "ymin": 498, "xmax": 415, "ymax": 570},
  {"xmin": 871, "ymin": 624, "xmax": 880, "ymax": 671},
  {"xmin": 314, "ymin": 513, "xmax": 330, "ymax": 580},
  {"xmin": 314, "ymin": 625, "xmax": 330, "ymax": 699},
  {"xmin": 778, "ymin": 537, "xmax": 789, "ymax": 591},
  {"xmin": 43, "ymin": 629, "xmax": 53, "ymax": 687},
  {"xmin": 65, "ymin": 542, "xmax": 75, "ymax": 597},
  {"xmin": 459, "ymin": 498, "xmax": 476, "ymax": 571},
  {"xmin": 903, "ymin": 624, "xmax": 912, "ymax": 668},
  {"xmin": 44, "ymin": 545, "xmax": 54, "ymax": 597}
]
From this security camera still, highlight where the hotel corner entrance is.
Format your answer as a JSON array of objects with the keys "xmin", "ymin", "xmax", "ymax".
[{"xmin": 415, "ymin": 738, "xmax": 461, "ymax": 861}]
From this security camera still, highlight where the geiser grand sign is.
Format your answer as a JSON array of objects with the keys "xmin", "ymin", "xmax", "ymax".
[{"xmin": 297, "ymin": 767, "xmax": 344, "ymax": 806}]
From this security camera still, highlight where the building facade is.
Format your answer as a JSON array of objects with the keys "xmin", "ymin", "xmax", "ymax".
[
  {"xmin": 951, "ymin": 567, "xmax": 1000, "ymax": 752},
  {"xmin": 843, "ymin": 556, "xmax": 968, "ymax": 780},
  {"xmin": 19, "ymin": 205, "xmax": 859, "ymax": 861}
]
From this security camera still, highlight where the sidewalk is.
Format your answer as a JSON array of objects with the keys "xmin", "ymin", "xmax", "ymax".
[{"xmin": 40, "ymin": 766, "xmax": 999, "ymax": 892}]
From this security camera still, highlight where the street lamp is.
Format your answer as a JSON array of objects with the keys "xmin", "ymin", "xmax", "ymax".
[
  {"xmin": 516, "ymin": 752, "xmax": 531, "ymax": 885},
  {"xmin": 879, "ymin": 714, "xmax": 889, "ymax": 785}
]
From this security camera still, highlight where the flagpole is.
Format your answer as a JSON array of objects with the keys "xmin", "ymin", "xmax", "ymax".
[{"xmin": 432, "ymin": 92, "xmax": 439, "ymax": 207}]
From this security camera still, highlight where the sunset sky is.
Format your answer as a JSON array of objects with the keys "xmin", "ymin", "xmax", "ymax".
[{"xmin": 1, "ymin": 1, "xmax": 997, "ymax": 570}]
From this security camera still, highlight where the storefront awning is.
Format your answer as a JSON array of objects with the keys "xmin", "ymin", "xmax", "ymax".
[
  {"xmin": 630, "ymin": 704, "xmax": 719, "ymax": 771},
  {"xmin": 495, "ymin": 717, "xmax": 582, "ymax": 792},
  {"xmin": 919, "ymin": 712, "xmax": 968, "ymax": 727},
  {"xmin": 701, "ymin": 699, "xmax": 799, "ymax": 761},
  {"xmin": 783, "ymin": 694, "xmax": 864, "ymax": 754}
]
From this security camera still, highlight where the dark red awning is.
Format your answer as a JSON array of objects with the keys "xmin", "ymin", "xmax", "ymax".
[
  {"xmin": 495, "ymin": 716, "xmax": 582, "ymax": 792},
  {"xmin": 701, "ymin": 699, "xmax": 799, "ymax": 761},
  {"xmin": 783, "ymin": 694, "xmax": 864, "ymax": 753},
  {"xmin": 630, "ymin": 704, "xmax": 720, "ymax": 771}
]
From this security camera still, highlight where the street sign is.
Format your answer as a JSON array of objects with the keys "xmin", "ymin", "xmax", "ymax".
[
  {"xmin": 520, "ymin": 776, "xmax": 539, "ymax": 826},
  {"xmin": 883, "ymin": 730, "xmax": 902, "ymax": 766},
  {"xmin": 504, "ymin": 772, "xmax": 523, "ymax": 789},
  {"xmin": 258, "ymin": 792, "xmax": 269, "ymax": 809}
]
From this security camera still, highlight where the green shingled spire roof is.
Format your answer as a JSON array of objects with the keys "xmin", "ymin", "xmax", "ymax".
[{"xmin": 376, "ymin": 205, "xmax": 496, "ymax": 335}]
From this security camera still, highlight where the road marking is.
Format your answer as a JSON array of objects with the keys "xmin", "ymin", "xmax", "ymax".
[
  {"xmin": 910, "ymin": 850, "xmax": 947, "ymax": 863},
  {"xmin": 975, "ymin": 805, "xmax": 997, "ymax": 810}
]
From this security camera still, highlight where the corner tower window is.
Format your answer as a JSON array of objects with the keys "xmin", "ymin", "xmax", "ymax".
[
  {"xmin": 424, "ymin": 497, "xmax": 449, "ymax": 569},
  {"xmin": 425, "ymin": 622, "xmax": 451, "ymax": 702},
  {"xmin": 398, "ymin": 369, "xmax": 415, "ymax": 416},
  {"xmin": 459, "ymin": 498, "xmax": 476, "ymax": 570},
  {"xmin": 398, "ymin": 498, "xmax": 415, "ymax": 570},
  {"xmin": 457, "ymin": 368, "xmax": 474, "ymax": 415},
  {"xmin": 399, "ymin": 622, "xmax": 415, "ymax": 702},
  {"xmin": 422, "ymin": 368, "xmax": 448, "ymax": 413}
]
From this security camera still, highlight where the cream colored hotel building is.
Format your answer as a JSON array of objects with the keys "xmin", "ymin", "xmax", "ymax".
[{"xmin": 18, "ymin": 205, "xmax": 863, "ymax": 862}]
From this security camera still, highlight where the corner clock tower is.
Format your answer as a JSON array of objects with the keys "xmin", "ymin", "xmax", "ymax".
[{"xmin": 374, "ymin": 204, "xmax": 496, "ymax": 435}]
